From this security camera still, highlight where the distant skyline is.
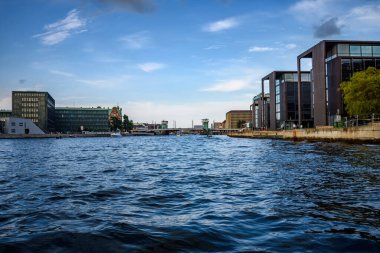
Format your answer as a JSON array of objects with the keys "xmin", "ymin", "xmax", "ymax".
[{"xmin": 1, "ymin": 0, "xmax": 379, "ymax": 127}]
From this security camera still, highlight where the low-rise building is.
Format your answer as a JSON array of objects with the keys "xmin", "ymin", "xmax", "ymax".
[
  {"xmin": 55, "ymin": 107, "xmax": 111, "ymax": 133},
  {"xmin": 0, "ymin": 117, "xmax": 44, "ymax": 134},
  {"xmin": 0, "ymin": 110, "xmax": 12, "ymax": 118},
  {"xmin": 225, "ymin": 110, "xmax": 252, "ymax": 129}
]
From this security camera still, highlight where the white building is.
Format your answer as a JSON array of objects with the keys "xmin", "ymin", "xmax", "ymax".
[{"xmin": 0, "ymin": 117, "xmax": 44, "ymax": 134}]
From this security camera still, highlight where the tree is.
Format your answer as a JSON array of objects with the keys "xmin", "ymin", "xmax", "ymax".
[
  {"xmin": 122, "ymin": 114, "xmax": 133, "ymax": 132},
  {"xmin": 109, "ymin": 116, "xmax": 122, "ymax": 132},
  {"xmin": 340, "ymin": 67, "xmax": 380, "ymax": 116}
]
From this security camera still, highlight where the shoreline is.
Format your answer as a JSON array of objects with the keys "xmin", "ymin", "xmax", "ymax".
[{"xmin": 228, "ymin": 125, "xmax": 380, "ymax": 144}]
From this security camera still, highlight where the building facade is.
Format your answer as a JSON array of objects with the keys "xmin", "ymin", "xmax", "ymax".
[
  {"xmin": 225, "ymin": 110, "xmax": 252, "ymax": 129},
  {"xmin": 55, "ymin": 107, "xmax": 111, "ymax": 133},
  {"xmin": 262, "ymin": 71, "xmax": 312, "ymax": 130},
  {"xmin": 12, "ymin": 91, "xmax": 55, "ymax": 132},
  {"xmin": 251, "ymin": 93, "xmax": 270, "ymax": 130},
  {"xmin": 1, "ymin": 117, "xmax": 44, "ymax": 134},
  {"xmin": 0, "ymin": 110, "xmax": 12, "ymax": 118},
  {"xmin": 297, "ymin": 40, "xmax": 380, "ymax": 126}
]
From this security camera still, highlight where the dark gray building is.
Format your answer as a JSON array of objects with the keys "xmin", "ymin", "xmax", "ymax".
[
  {"xmin": 261, "ymin": 71, "xmax": 312, "ymax": 130},
  {"xmin": 297, "ymin": 40, "xmax": 380, "ymax": 126},
  {"xmin": 55, "ymin": 107, "xmax": 111, "ymax": 133},
  {"xmin": 250, "ymin": 93, "xmax": 270, "ymax": 130},
  {"xmin": 0, "ymin": 110, "xmax": 12, "ymax": 118},
  {"xmin": 12, "ymin": 91, "xmax": 55, "ymax": 132}
]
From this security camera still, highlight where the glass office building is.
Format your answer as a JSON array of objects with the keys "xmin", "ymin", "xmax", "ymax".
[
  {"xmin": 297, "ymin": 40, "xmax": 380, "ymax": 126},
  {"xmin": 12, "ymin": 91, "xmax": 55, "ymax": 132},
  {"xmin": 55, "ymin": 107, "xmax": 111, "ymax": 133},
  {"xmin": 262, "ymin": 71, "xmax": 312, "ymax": 130}
]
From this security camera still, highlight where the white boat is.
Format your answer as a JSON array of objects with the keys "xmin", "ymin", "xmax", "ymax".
[{"xmin": 110, "ymin": 132, "xmax": 122, "ymax": 137}]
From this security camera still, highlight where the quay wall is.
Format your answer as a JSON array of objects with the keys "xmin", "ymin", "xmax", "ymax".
[
  {"xmin": 228, "ymin": 125, "xmax": 380, "ymax": 143},
  {"xmin": 0, "ymin": 133, "xmax": 111, "ymax": 139}
]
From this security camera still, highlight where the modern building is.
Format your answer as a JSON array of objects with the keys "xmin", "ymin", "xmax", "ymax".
[
  {"xmin": 55, "ymin": 107, "xmax": 111, "ymax": 133},
  {"xmin": 161, "ymin": 120, "xmax": 168, "ymax": 129},
  {"xmin": 251, "ymin": 93, "xmax": 270, "ymax": 130},
  {"xmin": 297, "ymin": 40, "xmax": 380, "ymax": 126},
  {"xmin": 0, "ymin": 110, "xmax": 12, "ymax": 118},
  {"xmin": 262, "ymin": 71, "xmax": 312, "ymax": 130},
  {"xmin": 225, "ymin": 110, "xmax": 252, "ymax": 129},
  {"xmin": 0, "ymin": 117, "xmax": 44, "ymax": 134},
  {"xmin": 12, "ymin": 91, "xmax": 55, "ymax": 132}
]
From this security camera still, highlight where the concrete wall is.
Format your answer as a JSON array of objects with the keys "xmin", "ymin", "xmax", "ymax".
[{"xmin": 3, "ymin": 117, "xmax": 44, "ymax": 134}]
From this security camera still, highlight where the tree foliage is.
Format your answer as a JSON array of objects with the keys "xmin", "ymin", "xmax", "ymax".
[
  {"xmin": 340, "ymin": 67, "xmax": 380, "ymax": 116},
  {"xmin": 122, "ymin": 114, "xmax": 133, "ymax": 132},
  {"xmin": 109, "ymin": 116, "xmax": 122, "ymax": 131}
]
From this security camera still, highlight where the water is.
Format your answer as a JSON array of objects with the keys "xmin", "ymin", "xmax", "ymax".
[{"xmin": 0, "ymin": 136, "xmax": 379, "ymax": 252}]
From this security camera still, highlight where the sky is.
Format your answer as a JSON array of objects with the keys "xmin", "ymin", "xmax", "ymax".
[{"xmin": 0, "ymin": 0, "xmax": 379, "ymax": 127}]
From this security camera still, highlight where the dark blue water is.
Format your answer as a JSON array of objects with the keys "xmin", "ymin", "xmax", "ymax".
[{"xmin": 0, "ymin": 136, "xmax": 379, "ymax": 252}]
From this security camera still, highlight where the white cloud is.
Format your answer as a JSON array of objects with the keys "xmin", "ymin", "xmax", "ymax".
[
  {"xmin": 289, "ymin": 0, "xmax": 330, "ymax": 19},
  {"xmin": 50, "ymin": 70, "xmax": 76, "ymax": 77},
  {"xmin": 285, "ymin": 43, "xmax": 297, "ymax": 49},
  {"xmin": 120, "ymin": 31, "xmax": 150, "ymax": 49},
  {"xmin": 204, "ymin": 44, "xmax": 225, "ymax": 50},
  {"xmin": 0, "ymin": 96, "xmax": 12, "ymax": 110},
  {"xmin": 203, "ymin": 17, "xmax": 239, "ymax": 32},
  {"xmin": 202, "ymin": 79, "xmax": 252, "ymax": 92},
  {"xmin": 76, "ymin": 75, "xmax": 132, "ymax": 88},
  {"xmin": 33, "ymin": 9, "xmax": 87, "ymax": 45},
  {"xmin": 138, "ymin": 62, "xmax": 165, "ymax": 72},
  {"xmin": 248, "ymin": 46, "xmax": 275, "ymax": 52}
]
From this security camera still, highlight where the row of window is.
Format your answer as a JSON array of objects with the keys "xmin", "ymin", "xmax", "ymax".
[
  {"xmin": 11, "ymin": 122, "xmax": 24, "ymax": 127},
  {"xmin": 22, "ymin": 108, "xmax": 39, "ymax": 113},
  {"xmin": 21, "ymin": 97, "xmax": 39, "ymax": 102},
  {"xmin": 326, "ymin": 44, "xmax": 380, "ymax": 61},
  {"xmin": 22, "ymin": 113, "xmax": 38, "ymax": 118},
  {"xmin": 21, "ymin": 102, "xmax": 39, "ymax": 107},
  {"xmin": 14, "ymin": 93, "xmax": 45, "ymax": 97}
]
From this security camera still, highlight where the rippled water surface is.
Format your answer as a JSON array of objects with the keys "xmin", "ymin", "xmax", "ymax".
[{"xmin": 0, "ymin": 136, "xmax": 379, "ymax": 252}]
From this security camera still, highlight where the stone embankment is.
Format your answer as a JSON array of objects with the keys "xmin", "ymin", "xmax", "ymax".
[
  {"xmin": 228, "ymin": 124, "xmax": 380, "ymax": 144},
  {"xmin": 0, "ymin": 133, "xmax": 111, "ymax": 139}
]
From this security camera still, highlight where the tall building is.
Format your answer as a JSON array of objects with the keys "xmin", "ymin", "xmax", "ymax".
[
  {"xmin": 0, "ymin": 110, "xmax": 12, "ymax": 118},
  {"xmin": 225, "ymin": 110, "xmax": 252, "ymax": 129},
  {"xmin": 12, "ymin": 91, "xmax": 55, "ymax": 132},
  {"xmin": 262, "ymin": 71, "xmax": 312, "ymax": 130},
  {"xmin": 297, "ymin": 40, "xmax": 380, "ymax": 126},
  {"xmin": 251, "ymin": 93, "xmax": 270, "ymax": 130},
  {"xmin": 55, "ymin": 107, "xmax": 111, "ymax": 133}
]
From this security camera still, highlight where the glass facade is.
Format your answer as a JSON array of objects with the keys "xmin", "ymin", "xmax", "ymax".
[
  {"xmin": 274, "ymin": 72, "xmax": 312, "ymax": 129},
  {"xmin": 55, "ymin": 107, "xmax": 111, "ymax": 133},
  {"xmin": 326, "ymin": 44, "xmax": 380, "ymax": 61}
]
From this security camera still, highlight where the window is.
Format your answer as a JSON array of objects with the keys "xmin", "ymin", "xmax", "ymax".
[
  {"xmin": 11, "ymin": 129, "xmax": 15, "ymax": 133},
  {"xmin": 373, "ymin": 46, "xmax": 380, "ymax": 57},
  {"xmin": 352, "ymin": 59, "xmax": 363, "ymax": 73},
  {"xmin": 338, "ymin": 44, "xmax": 349, "ymax": 56},
  {"xmin": 341, "ymin": 59, "xmax": 351, "ymax": 81},
  {"xmin": 364, "ymin": 59, "xmax": 375, "ymax": 69},
  {"xmin": 350, "ymin": 45, "xmax": 361, "ymax": 56},
  {"xmin": 19, "ymin": 122, "xmax": 23, "ymax": 126},
  {"xmin": 11, "ymin": 122, "xmax": 15, "ymax": 126},
  {"xmin": 361, "ymin": 46, "xmax": 372, "ymax": 56}
]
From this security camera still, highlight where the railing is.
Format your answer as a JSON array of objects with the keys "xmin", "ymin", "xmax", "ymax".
[{"xmin": 336, "ymin": 114, "xmax": 380, "ymax": 128}]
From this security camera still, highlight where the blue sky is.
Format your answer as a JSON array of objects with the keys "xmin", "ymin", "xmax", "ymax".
[{"xmin": 0, "ymin": 0, "xmax": 379, "ymax": 127}]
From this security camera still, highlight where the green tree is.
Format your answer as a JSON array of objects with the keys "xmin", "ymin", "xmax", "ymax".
[
  {"xmin": 122, "ymin": 114, "xmax": 133, "ymax": 132},
  {"xmin": 109, "ymin": 116, "xmax": 122, "ymax": 132},
  {"xmin": 340, "ymin": 67, "xmax": 380, "ymax": 116}
]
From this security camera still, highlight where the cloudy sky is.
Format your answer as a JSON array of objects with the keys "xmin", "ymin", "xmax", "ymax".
[{"xmin": 0, "ymin": 0, "xmax": 379, "ymax": 127}]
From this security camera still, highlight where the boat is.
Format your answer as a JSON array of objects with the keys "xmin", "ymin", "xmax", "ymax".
[{"xmin": 110, "ymin": 132, "xmax": 122, "ymax": 137}]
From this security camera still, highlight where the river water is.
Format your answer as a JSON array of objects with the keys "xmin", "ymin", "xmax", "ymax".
[{"xmin": 0, "ymin": 136, "xmax": 379, "ymax": 252}]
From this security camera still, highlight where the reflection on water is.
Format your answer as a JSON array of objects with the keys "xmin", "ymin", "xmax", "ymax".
[{"xmin": 0, "ymin": 136, "xmax": 379, "ymax": 252}]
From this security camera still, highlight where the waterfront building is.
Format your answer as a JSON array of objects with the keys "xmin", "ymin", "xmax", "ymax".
[
  {"xmin": 55, "ymin": 107, "xmax": 111, "ymax": 133},
  {"xmin": 261, "ymin": 71, "xmax": 312, "ymax": 130},
  {"xmin": 212, "ymin": 122, "xmax": 223, "ymax": 129},
  {"xmin": 225, "ymin": 110, "xmax": 252, "ymax": 129},
  {"xmin": 12, "ymin": 91, "xmax": 55, "ymax": 132},
  {"xmin": 202, "ymin": 119, "xmax": 209, "ymax": 130},
  {"xmin": 161, "ymin": 120, "xmax": 168, "ymax": 129},
  {"xmin": 250, "ymin": 93, "xmax": 270, "ymax": 130},
  {"xmin": 0, "ymin": 110, "xmax": 12, "ymax": 118},
  {"xmin": 297, "ymin": 40, "xmax": 380, "ymax": 126},
  {"xmin": 0, "ymin": 117, "xmax": 44, "ymax": 134}
]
